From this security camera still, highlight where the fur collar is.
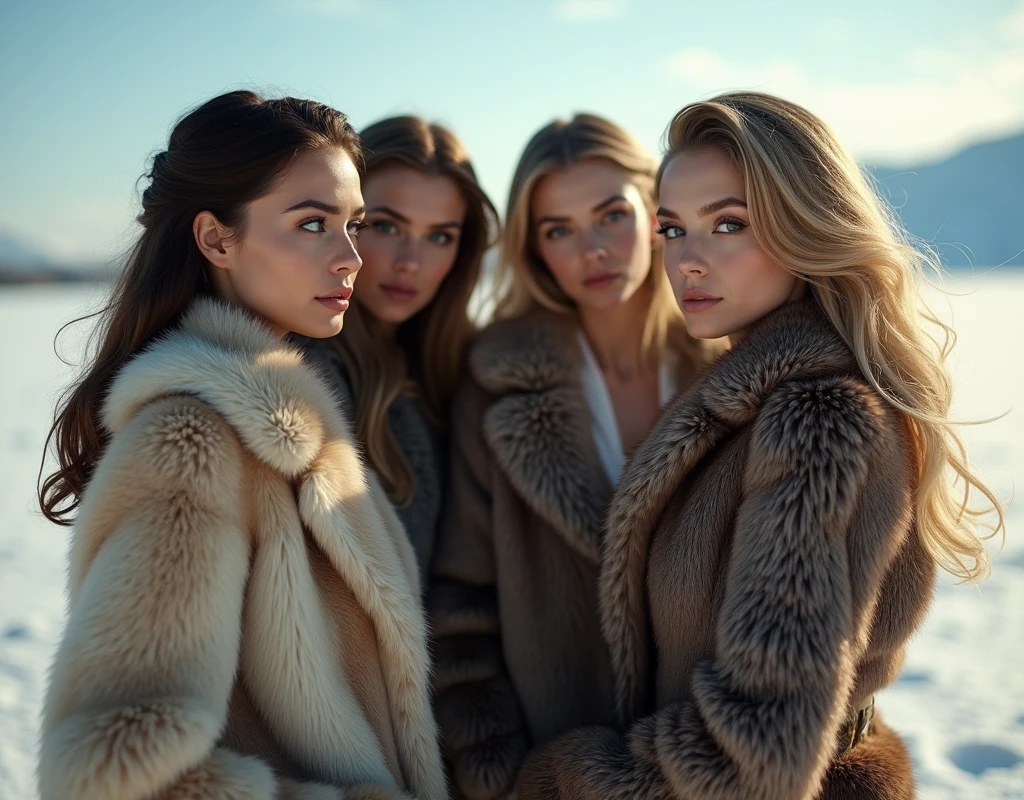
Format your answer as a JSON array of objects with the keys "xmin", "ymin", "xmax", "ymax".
[
  {"xmin": 102, "ymin": 298, "xmax": 446, "ymax": 798},
  {"xmin": 469, "ymin": 308, "xmax": 612, "ymax": 564},
  {"xmin": 103, "ymin": 298, "xmax": 345, "ymax": 478},
  {"xmin": 600, "ymin": 300, "xmax": 860, "ymax": 724}
]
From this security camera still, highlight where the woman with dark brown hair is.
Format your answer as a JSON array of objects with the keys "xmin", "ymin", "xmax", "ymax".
[
  {"xmin": 36, "ymin": 91, "xmax": 446, "ymax": 800},
  {"xmin": 299, "ymin": 116, "xmax": 498, "ymax": 581}
]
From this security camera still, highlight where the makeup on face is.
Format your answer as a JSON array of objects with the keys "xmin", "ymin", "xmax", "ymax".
[
  {"xmin": 655, "ymin": 148, "xmax": 802, "ymax": 343},
  {"xmin": 530, "ymin": 158, "xmax": 655, "ymax": 311},
  {"xmin": 354, "ymin": 165, "xmax": 467, "ymax": 328}
]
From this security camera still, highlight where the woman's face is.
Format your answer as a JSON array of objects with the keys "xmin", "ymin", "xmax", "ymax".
[
  {"xmin": 656, "ymin": 147, "xmax": 804, "ymax": 343},
  {"xmin": 530, "ymin": 158, "xmax": 655, "ymax": 313},
  {"xmin": 354, "ymin": 164, "xmax": 467, "ymax": 329},
  {"xmin": 198, "ymin": 147, "xmax": 365, "ymax": 339}
]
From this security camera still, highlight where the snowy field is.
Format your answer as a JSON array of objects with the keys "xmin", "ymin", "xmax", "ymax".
[{"xmin": 1, "ymin": 278, "xmax": 1022, "ymax": 799}]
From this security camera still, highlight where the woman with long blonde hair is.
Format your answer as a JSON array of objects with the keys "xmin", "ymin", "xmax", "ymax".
[
  {"xmin": 300, "ymin": 116, "xmax": 497, "ymax": 581},
  {"xmin": 516, "ymin": 92, "xmax": 1004, "ymax": 800},
  {"xmin": 429, "ymin": 113, "xmax": 715, "ymax": 799}
]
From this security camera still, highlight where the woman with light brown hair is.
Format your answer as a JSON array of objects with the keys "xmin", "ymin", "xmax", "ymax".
[
  {"xmin": 428, "ymin": 113, "xmax": 716, "ymax": 799},
  {"xmin": 515, "ymin": 92, "xmax": 1005, "ymax": 800},
  {"xmin": 299, "ymin": 116, "xmax": 497, "ymax": 583}
]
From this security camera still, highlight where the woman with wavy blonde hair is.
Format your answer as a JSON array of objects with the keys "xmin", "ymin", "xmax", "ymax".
[
  {"xmin": 429, "ymin": 113, "xmax": 715, "ymax": 800},
  {"xmin": 516, "ymin": 91, "xmax": 1004, "ymax": 800},
  {"xmin": 300, "ymin": 116, "xmax": 497, "ymax": 581}
]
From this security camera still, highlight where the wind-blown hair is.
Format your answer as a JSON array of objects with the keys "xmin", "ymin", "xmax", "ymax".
[{"xmin": 659, "ymin": 90, "xmax": 1004, "ymax": 580}]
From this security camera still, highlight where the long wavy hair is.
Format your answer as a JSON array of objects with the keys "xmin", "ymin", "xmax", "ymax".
[
  {"xmin": 325, "ymin": 116, "xmax": 497, "ymax": 505},
  {"xmin": 659, "ymin": 91, "xmax": 1004, "ymax": 581},
  {"xmin": 39, "ymin": 90, "xmax": 361, "ymax": 526},
  {"xmin": 495, "ymin": 112, "xmax": 709, "ymax": 372}
]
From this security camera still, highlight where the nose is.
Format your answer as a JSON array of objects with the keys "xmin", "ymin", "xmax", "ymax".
[
  {"xmin": 331, "ymin": 234, "xmax": 362, "ymax": 275},
  {"xmin": 582, "ymin": 229, "xmax": 608, "ymax": 266},
  {"xmin": 394, "ymin": 238, "xmax": 421, "ymax": 274},
  {"xmin": 671, "ymin": 239, "xmax": 709, "ymax": 278}
]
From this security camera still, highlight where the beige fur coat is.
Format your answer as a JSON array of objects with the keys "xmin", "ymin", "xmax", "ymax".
[
  {"xmin": 516, "ymin": 301, "xmax": 937, "ymax": 800},
  {"xmin": 38, "ymin": 299, "xmax": 447, "ymax": 800}
]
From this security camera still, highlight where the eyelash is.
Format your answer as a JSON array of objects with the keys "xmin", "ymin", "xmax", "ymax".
[
  {"xmin": 299, "ymin": 217, "xmax": 368, "ymax": 236},
  {"xmin": 543, "ymin": 208, "xmax": 630, "ymax": 240},
  {"xmin": 655, "ymin": 217, "xmax": 747, "ymax": 239}
]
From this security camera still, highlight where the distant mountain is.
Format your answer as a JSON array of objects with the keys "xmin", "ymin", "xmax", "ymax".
[
  {"xmin": 0, "ymin": 230, "xmax": 112, "ymax": 285},
  {"xmin": 0, "ymin": 232, "xmax": 52, "ymax": 270},
  {"xmin": 869, "ymin": 133, "xmax": 1024, "ymax": 268}
]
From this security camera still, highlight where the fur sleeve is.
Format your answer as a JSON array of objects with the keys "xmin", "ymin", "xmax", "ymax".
[
  {"xmin": 518, "ymin": 377, "xmax": 898, "ymax": 800},
  {"xmin": 428, "ymin": 381, "xmax": 529, "ymax": 800},
  {"xmin": 37, "ymin": 397, "xmax": 271, "ymax": 800}
]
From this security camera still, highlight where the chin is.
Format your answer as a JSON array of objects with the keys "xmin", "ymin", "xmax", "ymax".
[{"xmin": 297, "ymin": 314, "xmax": 345, "ymax": 339}]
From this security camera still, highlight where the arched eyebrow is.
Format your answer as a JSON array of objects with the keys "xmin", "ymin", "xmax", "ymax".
[
  {"xmin": 536, "ymin": 194, "xmax": 628, "ymax": 227},
  {"xmin": 285, "ymin": 199, "xmax": 342, "ymax": 215},
  {"xmin": 656, "ymin": 197, "xmax": 746, "ymax": 220},
  {"xmin": 369, "ymin": 205, "xmax": 462, "ymax": 229}
]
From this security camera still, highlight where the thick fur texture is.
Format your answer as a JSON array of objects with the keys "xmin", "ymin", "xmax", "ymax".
[
  {"xmin": 516, "ymin": 301, "xmax": 935, "ymax": 800},
  {"xmin": 38, "ymin": 299, "xmax": 447, "ymax": 800},
  {"xmin": 429, "ymin": 309, "xmax": 702, "ymax": 800}
]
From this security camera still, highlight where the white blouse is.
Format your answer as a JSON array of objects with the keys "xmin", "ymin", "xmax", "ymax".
[{"xmin": 578, "ymin": 331, "xmax": 678, "ymax": 486}]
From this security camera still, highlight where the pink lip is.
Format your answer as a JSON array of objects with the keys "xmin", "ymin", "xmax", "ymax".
[
  {"xmin": 582, "ymin": 271, "xmax": 620, "ymax": 289},
  {"xmin": 680, "ymin": 288, "xmax": 721, "ymax": 314},
  {"xmin": 316, "ymin": 285, "xmax": 353, "ymax": 312},
  {"xmin": 380, "ymin": 282, "xmax": 418, "ymax": 302}
]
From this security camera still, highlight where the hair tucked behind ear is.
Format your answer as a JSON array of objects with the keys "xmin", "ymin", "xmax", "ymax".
[
  {"xmin": 39, "ymin": 90, "xmax": 361, "ymax": 526},
  {"xmin": 326, "ymin": 116, "xmax": 498, "ymax": 506},
  {"xmin": 660, "ymin": 91, "xmax": 1004, "ymax": 581}
]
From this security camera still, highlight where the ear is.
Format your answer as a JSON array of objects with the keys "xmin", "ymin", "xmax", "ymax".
[
  {"xmin": 648, "ymin": 208, "xmax": 662, "ymax": 248},
  {"xmin": 193, "ymin": 211, "xmax": 234, "ymax": 271}
]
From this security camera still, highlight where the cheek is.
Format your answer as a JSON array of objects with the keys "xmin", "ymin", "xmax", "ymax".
[
  {"xmin": 535, "ymin": 239, "xmax": 575, "ymax": 283},
  {"xmin": 422, "ymin": 247, "xmax": 460, "ymax": 291},
  {"xmin": 354, "ymin": 236, "xmax": 395, "ymax": 280}
]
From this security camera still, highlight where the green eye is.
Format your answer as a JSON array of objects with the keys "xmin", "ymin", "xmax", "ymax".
[
  {"xmin": 301, "ymin": 218, "xmax": 327, "ymax": 233},
  {"xmin": 373, "ymin": 220, "xmax": 398, "ymax": 235}
]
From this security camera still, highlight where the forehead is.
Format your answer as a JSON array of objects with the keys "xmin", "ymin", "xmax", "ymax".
[
  {"xmin": 531, "ymin": 158, "xmax": 643, "ymax": 217},
  {"xmin": 659, "ymin": 148, "xmax": 744, "ymax": 208},
  {"xmin": 363, "ymin": 164, "xmax": 466, "ymax": 220},
  {"xmin": 264, "ymin": 147, "xmax": 361, "ymax": 205}
]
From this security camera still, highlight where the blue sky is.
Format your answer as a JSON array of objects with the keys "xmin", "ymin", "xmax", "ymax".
[{"xmin": 2, "ymin": 0, "xmax": 1022, "ymax": 263}]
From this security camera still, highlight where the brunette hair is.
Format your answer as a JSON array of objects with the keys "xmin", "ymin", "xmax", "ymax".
[{"xmin": 39, "ymin": 89, "xmax": 361, "ymax": 525}]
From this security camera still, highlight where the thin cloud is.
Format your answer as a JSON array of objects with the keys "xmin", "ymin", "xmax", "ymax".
[
  {"xmin": 554, "ymin": 0, "xmax": 626, "ymax": 22},
  {"xmin": 664, "ymin": 5, "xmax": 1024, "ymax": 164}
]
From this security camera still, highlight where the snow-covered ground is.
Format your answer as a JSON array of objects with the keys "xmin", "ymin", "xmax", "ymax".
[{"xmin": 1, "ymin": 278, "xmax": 1022, "ymax": 799}]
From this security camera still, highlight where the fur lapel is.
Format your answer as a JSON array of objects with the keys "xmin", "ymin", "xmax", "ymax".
[
  {"xmin": 470, "ymin": 309, "xmax": 612, "ymax": 565},
  {"xmin": 102, "ymin": 298, "xmax": 446, "ymax": 799},
  {"xmin": 601, "ymin": 300, "xmax": 859, "ymax": 725}
]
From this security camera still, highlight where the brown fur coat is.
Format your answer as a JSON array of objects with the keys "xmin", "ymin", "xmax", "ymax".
[
  {"xmin": 516, "ymin": 301, "xmax": 936, "ymax": 800},
  {"xmin": 429, "ymin": 309, "xmax": 700, "ymax": 800},
  {"xmin": 38, "ymin": 299, "xmax": 447, "ymax": 800}
]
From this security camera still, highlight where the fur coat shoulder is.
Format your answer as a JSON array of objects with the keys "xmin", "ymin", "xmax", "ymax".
[
  {"xmin": 516, "ymin": 301, "xmax": 937, "ymax": 800},
  {"xmin": 38, "ymin": 299, "xmax": 447, "ymax": 800},
  {"xmin": 296, "ymin": 335, "xmax": 445, "ymax": 585},
  {"xmin": 429, "ymin": 307, "xmax": 703, "ymax": 800}
]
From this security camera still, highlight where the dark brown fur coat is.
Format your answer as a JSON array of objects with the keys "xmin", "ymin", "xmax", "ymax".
[
  {"xmin": 516, "ymin": 301, "xmax": 936, "ymax": 800},
  {"xmin": 429, "ymin": 309, "xmax": 701, "ymax": 799}
]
